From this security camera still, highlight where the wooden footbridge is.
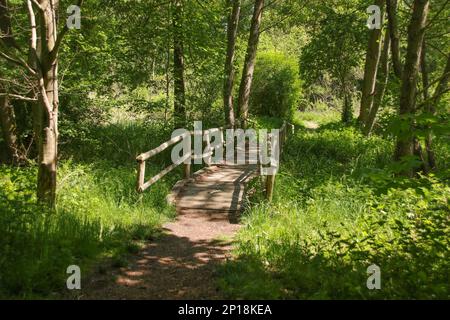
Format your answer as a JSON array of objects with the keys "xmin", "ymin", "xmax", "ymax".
[{"xmin": 136, "ymin": 122, "xmax": 293, "ymax": 218}]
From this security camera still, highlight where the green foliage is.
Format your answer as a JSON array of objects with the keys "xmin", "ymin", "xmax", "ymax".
[
  {"xmin": 2, "ymin": 0, "xmax": 449, "ymax": 300},
  {"xmin": 218, "ymin": 111, "xmax": 450, "ymax": 299},
  {"xmin": 250, "ymin": 51, "xmax": 302, "ymax": 120},
  {"xmin": 299, "ymin": 3, "xmax": 367, "ymax": 120},
  {"xmin": 0, "ymin": 117, "xmax": 178, "ymax": 298}
]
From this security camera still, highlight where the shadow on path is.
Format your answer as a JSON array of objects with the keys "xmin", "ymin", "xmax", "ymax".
[{"xmin": 77, "ymin": 211, "xmax": 240, "ymax": 300}]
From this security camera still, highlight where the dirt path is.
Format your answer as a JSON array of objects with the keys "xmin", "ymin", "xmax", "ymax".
[
  {"xmin": 76, "ymin": 210, "xmax": 240, "ymax": 300},
  {"xmin": 74, "ymin": 156, "xmax": 258, "ymax": 299}
]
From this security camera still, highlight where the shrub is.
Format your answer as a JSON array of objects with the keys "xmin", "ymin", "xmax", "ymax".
[{"xmin": 250, "ymin": 51, "xmax": 302, "ymax": 120}]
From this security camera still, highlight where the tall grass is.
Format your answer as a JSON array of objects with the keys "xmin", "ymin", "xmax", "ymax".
[
  {"xmin": 0, "ymin": 115, "xmax": 179, "ymax": 298},
  {"xmin": 218, "ymin": 111, "xmax": 450, "ymax": 299}
]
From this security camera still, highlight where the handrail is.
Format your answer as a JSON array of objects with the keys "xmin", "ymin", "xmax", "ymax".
[
  {"xmin": 137, "ymin": 131, "xmax": 190, "ymax": 162},
  {"xmin": 135, "ymin": 122, "xmax": 293, "ymax": 195},
  {"xmin": 264, "ymin": 121, "xmax": 294, "ymax": 201},
  {"xmin": 136, "ymin": 131, "xmax": 192, "ymax": 193},
  {"xmin": 136, "ymin": 128, "xmax": 225, "ymax": 193}
]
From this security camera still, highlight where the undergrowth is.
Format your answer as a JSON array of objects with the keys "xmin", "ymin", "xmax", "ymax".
[
  {"xmin": 0, "ymin": 116, "xmax": 178, "ymax": 298},
  {"xmin": 218, "ymin": 111, "xmax": 449, "ymax": 299}
]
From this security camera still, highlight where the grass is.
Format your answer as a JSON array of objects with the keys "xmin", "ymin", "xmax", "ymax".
[
  {"xmin": 1, "ymin": 109, "xmax": 448, "ymax": 299},
  {"xmin": 0, "ymin": 113, "xmax": 180, "ymax": 298},
  {"xmin": 292, "ymin": 109, "xmax": 340, "ymax": 126},
  {"xmin": 217, "ymin": 111, "xmax": 450, "ymax": 299}
]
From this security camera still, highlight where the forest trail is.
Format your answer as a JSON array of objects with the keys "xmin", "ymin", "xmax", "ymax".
[{"xmin": 78, "ymin": 163, "xmax": 258, "ymax": 299}]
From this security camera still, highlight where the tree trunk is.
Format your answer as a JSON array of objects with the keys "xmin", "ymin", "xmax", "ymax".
[
  {"xmin": 364, "ymin": 29, "xmax": 391, "ymax": 136},
  {"xmin": 429, "ymin": 56, "xmax": 450, "ymax": 107},
  {"xmin": 341, "ymin": 89, "xmax": 353, "ymax": 123},
  {"xmin": 420, "ymin": 40, "xmax": 435, "ymax": 170},
  {"xmin": 386, "ymin": 0, "xmax": 402, "ymax": 78},
  {"xmin": 172, "ymin": 0, "xmax": 186, "ymax": 129},
  {"xmin": 165, "ymin": 46, "xmax": 170, "ymax": 122},
  {"xmin": 0, "ymin": 0, "xmax": 19, "ymax": 49},
  {"xmin": 394, "ymin": 0, "xmax": 429, "ymax": 176},
  {"xmin": 223, "ymin": 0, "xmax": 241, "ymax": 128},
  {"xmin": 359, "ymin": 0, "xmax": 385, "ymax": 124},
  {"xmin": 237, "ymin": 0, "xmax": 265, "ymax": 128},
  {"xmin": 34, "ymin": 0, "xmax": 60, "ymax": 207},
  {"xmin": 413, "ymin": 136, "xmax": 428, "ymax": 173},
  {"xmin": 424, "ymin": 52, "xmax": 450, "ymax": 170},
  {"xmin": 0, "ymin": 0, "xmax": 23, "ymax": 164},
  {"xmin": 0, "ymin": 95, "xmax": 22, "ymax": 164}
]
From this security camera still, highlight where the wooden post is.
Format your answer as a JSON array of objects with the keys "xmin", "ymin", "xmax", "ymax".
[
  {"xmin": 265, "ymin": 131, "xmax": 276, "ymax": 201},
  {"xmin": 204, "ymin": 130, "xmax": 211, "ymax": 167},
  {"xmin": 266, "ymin": 174, "xmax": 275, "ymax": 201},
  {"xmin": 184, "ymin": 157, "xmax": 191, "ymax": 179},
  {"xmin": 220, "ymin": 128, "xmax": 225, "ymax": 163},
  {"xmin": 137, "ymin": 160, "xmax": 146, "ymax": 192}
]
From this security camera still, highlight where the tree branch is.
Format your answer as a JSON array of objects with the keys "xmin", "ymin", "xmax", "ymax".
[
  {"xmin": 49, "ymin": 0, "xmax": 84, "ymax": 62},
  {"xmin": 426, "ymin": 0, "xmax": 449, "ymax": 28},
  {"xmin": 30, "ymin": 0, "xmax": 44, "ymax": 12},
  {"xmin": 0, "ymin": 50, "xmax": 36, "ymax": 75},
  {"xmin": 0, "ymin": 92, "xmax": 37, "ymax": 101}
]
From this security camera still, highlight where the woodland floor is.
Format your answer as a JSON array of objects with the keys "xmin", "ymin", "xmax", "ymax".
[{"xmin": 73, "ymin": 210, "xmax": 240, "ymax": 300}]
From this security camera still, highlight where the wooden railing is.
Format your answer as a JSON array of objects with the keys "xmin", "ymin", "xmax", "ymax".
[
  {"xmin": 264, "ymin": 121, "xmax": 294, "ymax": 201},
  {"xmin": 136, "ymin": 128, "xmax": 225, "ymax": 193},
  {"xmin": 135, "ymin": 122, "xmax": 294, "ymax": 200}
]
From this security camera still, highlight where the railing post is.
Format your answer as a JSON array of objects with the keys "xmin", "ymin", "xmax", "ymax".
[
  {"xmin": 184, "ymin": 162, "xmax": 191, "ymax": 179},
  {"xmin": 137, "ymin": 160, "xmax": 145, "ymax": 192},
  {"xmin": 204, "ymin": 130, "xmax": 211, "ymax": 167},
  {"xmin": 264, "ymin": 132, "xmax": 275, "ymax": 201},
  {"xmin": 220, "ymin": 128, "xmax": 225, "ymax": 163},
  {"xmin": 184, "ymin": 132, "xmax": 192, "ymax": 179},
  {"xmin": 266, "ymin": 174, "xmax": 275, "ymax": 201}
]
